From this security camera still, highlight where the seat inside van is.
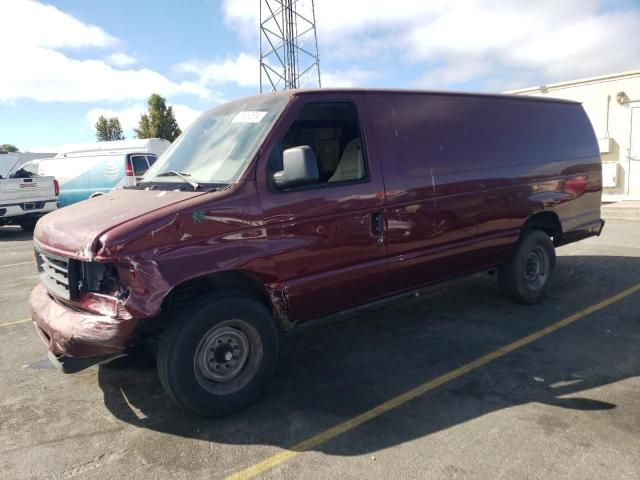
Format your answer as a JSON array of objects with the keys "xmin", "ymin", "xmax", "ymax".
[
  {"xmin": 276, "ymin": 102, "xmax": 366, "ymax": 184},
  {"xmin": 329, "ymin": 138, "xmax": 363, "ymax": 182}
]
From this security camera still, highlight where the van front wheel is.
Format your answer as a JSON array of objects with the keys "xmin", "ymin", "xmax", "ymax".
[
  {"xmin": 157, "ymin": 293, "xmax": 279, "ymax": 417},
  {"xmin": 498, "ymin": 229, "xmax": 556, "ymax": 304}
]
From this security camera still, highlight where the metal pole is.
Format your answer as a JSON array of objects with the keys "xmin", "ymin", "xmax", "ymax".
[
  {"xmin": 311, "ymin": 0, "xmax": 321, "ymax": 87},
  {"xmin": 259, "ymin": 0, "xmax": 263, "ymax": 93}
]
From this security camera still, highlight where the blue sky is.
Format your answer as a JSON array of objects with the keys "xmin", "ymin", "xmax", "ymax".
[{"xmin": 1, "ymin": 0, "xmax": 639, "ymax": 152}]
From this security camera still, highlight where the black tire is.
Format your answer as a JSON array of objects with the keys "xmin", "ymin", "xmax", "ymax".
[
  {"xmin": 157, "ymin": 293, "xmax": 279, "ymax": 417},
  {"xmin": 498, "ymin": 229, "xmax": 556, "ymax": 304},
  {"xmin": 18, "ymin": 217, "xmax": 37, "ymax": 232}
]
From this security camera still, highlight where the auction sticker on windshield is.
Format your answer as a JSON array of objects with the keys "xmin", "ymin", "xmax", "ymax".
[{"xmin": 232, "ymin": 111, "xmax": 267, "ymax": 123}]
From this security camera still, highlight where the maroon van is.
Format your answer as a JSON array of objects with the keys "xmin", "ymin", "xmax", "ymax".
[{"xmin": 30, "ymin": 89, "xmax": 604, "ymax": 416}]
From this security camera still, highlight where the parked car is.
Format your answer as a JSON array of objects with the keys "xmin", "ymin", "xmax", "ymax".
[
  {"xmin": 0, "ymin": 153, "xmax": 58, "ymax": 231},
  {"xmin": 26, "ymin": 139, "xmax": 169, "ymax": 207},
  {"xmin": 30, "ymin": 89, "xmax": 603, "ymax": 416}
]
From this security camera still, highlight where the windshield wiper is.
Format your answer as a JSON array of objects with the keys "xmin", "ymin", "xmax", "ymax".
[{"xmin": 155, "ymin": 170, "xmax": 201, "ymax": 191}]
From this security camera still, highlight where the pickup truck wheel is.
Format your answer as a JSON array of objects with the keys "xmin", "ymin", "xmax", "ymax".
[
  {"xmin": 18, "ymin": 217, "xmax": 37, "ymax": 232},
  {"xmin": 157, "ymin": 294, "xmax": 279, "ymax": 417},
  {"xmin": 498, "ymin": 229, "xmax": 556, "ymax": 304}
]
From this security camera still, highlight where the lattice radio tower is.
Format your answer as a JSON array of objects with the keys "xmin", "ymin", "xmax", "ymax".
[{"xmin": 259, "ymin": 0, "xmax": 321, "ymax": 92}]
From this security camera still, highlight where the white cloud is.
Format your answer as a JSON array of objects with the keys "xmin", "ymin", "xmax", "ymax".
[
  {"xmin": 0, "ymin": 46, "xmax": 210, "ymax": 102},
  {"xmin": 87, "ymin": 105, "xmax": 147, "ymax": 131},
  {"xmin": 410, "ymin": 7, "xmax": 640, "ymax": 90},
  {"xmin": 419, "ymin": 60, "xmax": 492, "ymax": 89},
  {"xmin": 172, "ymin": 104, "xmax": 204, "ymax": 130},
  {"xmin": 173, "ymin": 52, "xmax": 369, "ymax": 91},
  {"xmin": 174, "ymin": 53, "xmax": 259, "ymax": 88},
  {"xmin": 0, "ymin": 0, "xmax": 210, "ymax": 103},
  {"xmin": 223, "ymin": 0, "xmax": 447, "ymax": 39},
  {"xmin": 322, "ymin": 68, "xmax": 375, "ymax": 88},
  {"xmin": 1, "ymin": 0, "xmax": 117, "ymax": 49},
  {"xmin": 107, "ymin": 52, "xmax": 137, "ymax": 67},
  {"xmin": 223, "ymin": 0, "xmax": 640, "ymax": 89},
  {"xmin": 173, "ymin": 52, "xmax": 376, "ymax": 91}
]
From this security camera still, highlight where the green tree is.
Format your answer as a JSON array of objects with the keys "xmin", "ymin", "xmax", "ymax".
[
  {"xmin": 135, "ymin": 94, "xmax": 182, "ymax": 141},
  {"xmin": 0, "ymin": 144, "xmax": 18, "ymax": 152},
  {"xmin": 95, "ymin": 115, "xmax": 125, "ymax": 141},
  {"xmin": 108, "ymin": 117, "xmax": 124, "ymax": 141}
]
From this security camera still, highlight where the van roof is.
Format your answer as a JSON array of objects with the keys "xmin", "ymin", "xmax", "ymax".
[
  {"xmin": 54, "ymin": 138, "xmax": 170, "ymax": 157},
  {"xmin": 245, "ymin": 88, "xmax": 580, "ymax": 105}
]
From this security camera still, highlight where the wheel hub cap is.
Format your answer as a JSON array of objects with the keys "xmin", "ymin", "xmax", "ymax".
[
  {"xmin": 197, "ymin": 326, "xmax": 250, "ymax": 382},
  {"xmin": 524, "ymin": 246, "xmax": 549, "ymax": 289}
]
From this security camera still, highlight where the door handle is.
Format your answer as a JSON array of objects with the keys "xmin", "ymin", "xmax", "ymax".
[{"xmin": 371, "ymin": 212, "xmax": 384, "ymax": 245}]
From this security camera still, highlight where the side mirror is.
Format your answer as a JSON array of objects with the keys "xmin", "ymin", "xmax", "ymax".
[{"xmin": 273, "ymin": 146, "xmax": 319, "ymax": 189}]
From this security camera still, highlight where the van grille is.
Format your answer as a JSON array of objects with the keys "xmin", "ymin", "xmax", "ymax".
[{"xmin": 35, "ymin": 249, "xmax": 79, "ymax": 300}]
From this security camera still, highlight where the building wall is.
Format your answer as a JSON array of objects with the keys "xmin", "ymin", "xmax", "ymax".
[{"xmin": 508, "ymin": 70, "xmax": 640, "ymax": 200}]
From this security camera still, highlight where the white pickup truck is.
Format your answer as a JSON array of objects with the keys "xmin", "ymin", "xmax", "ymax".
[{"xmin": 0, "ymin": 153, "xmax": 58, "ymax": 231}]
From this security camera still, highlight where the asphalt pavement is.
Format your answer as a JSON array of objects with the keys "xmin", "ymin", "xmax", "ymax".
[{"xmin": 1, "ymin": 220, "xmax": 639, "ymax": 479}]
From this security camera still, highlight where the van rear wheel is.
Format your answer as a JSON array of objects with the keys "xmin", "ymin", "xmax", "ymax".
[
  {"xmin": 498, "ymin": 229, "xmax": 556, "ymax": 304},
  {"xmin": 157, "ymin": 293, "xmax": 279, "ymax": 417}
]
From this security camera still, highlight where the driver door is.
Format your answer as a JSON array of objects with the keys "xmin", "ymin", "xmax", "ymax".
[{"xmin": 257, "ymin": 93, "xmax": 388, "ymax": 321}]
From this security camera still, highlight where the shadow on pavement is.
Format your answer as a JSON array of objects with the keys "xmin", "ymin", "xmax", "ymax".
[
  {"xmin": 0, "ymin": 226, "xmax": 33, "ymax": 241},
  {"xmin": 98, "ymin": 255, "xmax": 640, "ymax": 455}
]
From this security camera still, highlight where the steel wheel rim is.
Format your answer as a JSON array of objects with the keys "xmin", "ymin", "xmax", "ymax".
[
  {"xmin": 194, "ymin": 319, "xmax": 263, "ymax": 395},
  {"xmin": 524, "ymin": 246, "xmax": 549, "ymax": 289},
  {"xmin": 196, "ymin": 326, "xmax": 249, "ymax": 381}
]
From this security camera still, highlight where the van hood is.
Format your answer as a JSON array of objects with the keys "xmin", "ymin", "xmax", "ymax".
[{"xmin": 34, "ymin": 189, "xmax": 201, "ymax": 259}]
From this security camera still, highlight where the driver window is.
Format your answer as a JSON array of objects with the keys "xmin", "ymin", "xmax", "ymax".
[{"xmin": 269, "ymin": 102, "xmax": 367, "ymax": 187}]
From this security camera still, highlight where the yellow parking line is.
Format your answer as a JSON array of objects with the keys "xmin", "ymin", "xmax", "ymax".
[
  {"xmin": 0, "ymin": 261, "xmax": 33, "ymax": 269},
  {"xmin": 226, "ymin": 282, "xmax": 640, "ymax": 480},
  {"xmin": 0, "ymin": 318, "xmax": 31, "ymax": 328}
]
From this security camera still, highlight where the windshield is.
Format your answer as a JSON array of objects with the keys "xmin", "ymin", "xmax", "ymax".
[{"xmin": 142, "ymin": 94, "xmax": 289, "ymax": 186}]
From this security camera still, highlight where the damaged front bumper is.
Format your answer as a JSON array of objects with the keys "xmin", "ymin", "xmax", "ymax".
[{"xmin": 30, "ymin": 283, "xmax": 141, "ymax": 372}]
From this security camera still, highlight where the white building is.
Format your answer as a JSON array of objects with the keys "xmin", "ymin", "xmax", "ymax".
[{"xmin": 507, "ymin": 69, "xmax": 640, "ymax": 201}]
